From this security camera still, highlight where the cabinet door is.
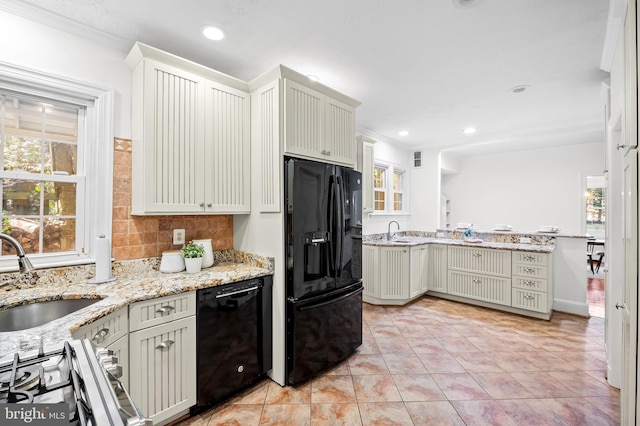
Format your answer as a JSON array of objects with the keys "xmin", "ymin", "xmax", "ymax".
[
  {"xmin": 72, "ymin": 307, "xmax": 128, "ymax": 347},
  {"xmin": 448, "ymin": 271, "xmax": 511, "ymax": 306},
  {"xmin": 380, "ymin": 246, "xmax": 409, "ymax": 299},
  {"xmin": 325, "ymin": 97, "xmax": 356, "ymax": 166},
  {"xmin": 284, "ymin": 79, "xmax": 325, "ymax": 159},
  {"xmin": 448, "ymin": 246, "xmax": 511, "ymax": 277},
  {"xmin": 363, "ymin": 245, "xmax": 379, "ymax": 297},
  {"xmin": 410, "ymin": 246, "xmax": 428, "ymax": 298},
  {"xmin": 205, "ymin": 81, "xmax": 251, "ymax": 213},
  {"xmin": 129, "ymin": 316, "xmax": 196, "ymax": 425},
  {"xmin": 139, "ymin": 59, "xmax": 206, "ymax": 213},
  {"xmin": 361, "ymin": 140, "xmax": 375, "ymax": 213},
  {"xmin": 428, "ymin": 244, "xmax": 448, "ymax": 292}
]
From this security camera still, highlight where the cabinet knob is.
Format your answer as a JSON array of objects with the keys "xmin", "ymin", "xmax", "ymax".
[
  {"xmin": 92, "ymin": 328, "xmax": 109, "ymax": 342},
  {"xmin": 207, "ymin": 202, "xmax": 212, "ymax": 207},
  {"xmin": 155, "ymin": 340, "xmax": 175, "ymax": 350},
  {"xmin": 199, "ymin": 202, "xmax": 205, "ymax": 207},
  {"xmin": 156, "ymin": 305, "xmax": 175, "ymax": 315},
  {"xmin": 326, "ymin": 151, "xmax": 331, "ymax": 156}
]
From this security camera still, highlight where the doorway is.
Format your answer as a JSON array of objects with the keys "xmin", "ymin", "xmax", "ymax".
[{"xmin": 585, "ymin": 176, "xmax": 606, "ymax": 318}]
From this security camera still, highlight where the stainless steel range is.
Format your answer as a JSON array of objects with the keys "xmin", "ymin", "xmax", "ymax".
[{"xmin": 0, "ymin": 339, "xmax": 150, "ymax": 425}]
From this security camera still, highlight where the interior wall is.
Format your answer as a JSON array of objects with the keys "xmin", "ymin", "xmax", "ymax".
[
  {"xmin": 441, "ymin": 143, "xmax": 605, "ymax": 234},
  {"xmin": 0, "ymin": 10, "xmax": 131, "ymax": 138},
  {"xmin": 362, "ymin": 139, "xmax": 413, "ymax": 235}
]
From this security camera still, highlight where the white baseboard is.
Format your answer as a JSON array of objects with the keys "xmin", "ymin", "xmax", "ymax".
[{"xmin": 553, "ymin": 298, "xmax": 590, "ymax": 317}]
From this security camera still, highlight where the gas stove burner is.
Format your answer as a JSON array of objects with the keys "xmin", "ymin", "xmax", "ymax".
[{"xmin": 0, "ymin": 365, "xmax": 41, "ymax": 399}]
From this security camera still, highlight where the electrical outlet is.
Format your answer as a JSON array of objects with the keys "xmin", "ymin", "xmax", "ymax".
[
  {"xmin": 173, "ymin": 229, "xmax": 185, "ymax": 245},
  {"xmin": 520, "ymin": 237, "xmax": 531, "ymax": 244}
]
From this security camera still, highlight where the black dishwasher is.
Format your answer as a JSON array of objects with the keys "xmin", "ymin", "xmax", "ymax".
[{"xmin": 192, "ymin": 276, "xmax": 272, "ymax": 412}]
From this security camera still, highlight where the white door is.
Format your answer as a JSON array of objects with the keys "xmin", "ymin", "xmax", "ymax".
[{"xmin": 622, "ymin": 148, "xmax": 638, "ymax": 425}]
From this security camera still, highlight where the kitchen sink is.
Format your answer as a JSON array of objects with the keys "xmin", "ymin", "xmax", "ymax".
[
  {"xmin": 0, "ymin": 298, "xmax": 101, "ymax": 332},
  {"xmin": 391, "ymin": 239, "xmax": 414, "ymax": 244}
]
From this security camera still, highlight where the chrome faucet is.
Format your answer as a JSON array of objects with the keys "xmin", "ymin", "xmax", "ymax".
[
  {"xmin": 0, "ymin": 233, "xmax": 35, "ymax": 273},
  {"xmin": 387, "ymin": 221, "xmax": 400, "ymax": 241}
]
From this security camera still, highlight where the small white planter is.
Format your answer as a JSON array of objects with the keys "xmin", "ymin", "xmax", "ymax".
[{"xmin": 184, "ymin": 257, "xmax": 203, "ymax": 273}]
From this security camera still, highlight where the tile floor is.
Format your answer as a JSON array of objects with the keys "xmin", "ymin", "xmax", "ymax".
[{"xmin": 178, "ymin": 296, "xmax": 620, "ymax": 425}]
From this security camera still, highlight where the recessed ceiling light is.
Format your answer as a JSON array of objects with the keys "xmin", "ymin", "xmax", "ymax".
[
  {"xmin": 463, "ymin": 127, "xmax": 476, "ymax": 134},
  {"xmin": 202, "ymin": 26, "xmax": 225, "ymax": 41},
  {"xmin": 398, "ymin": 130, "xmax": 409, "ymax": 136},
  {"xmin": 510, "ymin": 85, "xmax": 530, "ymax": 94},
  {"xmin": 307, "ymin": 75, "xmax": 320, "ymax": 82}
]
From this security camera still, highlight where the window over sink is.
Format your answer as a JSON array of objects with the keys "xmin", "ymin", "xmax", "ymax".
[
  {"xmin": 0, "ymin": 63, "xmax": 113, "ymax": 271},
  {"xmin": 373, "ymin": 162, "xmax": 406, "ymax": 214}
]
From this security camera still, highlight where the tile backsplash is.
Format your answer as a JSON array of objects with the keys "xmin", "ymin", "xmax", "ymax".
[{"xmin": 112, "ymin": 138, "xmax": 233, "ymax": 261}]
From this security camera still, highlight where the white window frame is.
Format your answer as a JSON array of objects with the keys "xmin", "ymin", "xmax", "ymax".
[
  {"xmin": 373, "ymin": 164, "xmax": 387, "ymax": 212},
  {"xmin": 0, "ymin": 62, "xmax": 113, "ymax": 272},
  {"xmin": 392, "ymin": 168, "xmax": 405, "ymax": 212},
  {"xmin": 373, "ymin": 161, "xmax": 408, "ymax": 215}
]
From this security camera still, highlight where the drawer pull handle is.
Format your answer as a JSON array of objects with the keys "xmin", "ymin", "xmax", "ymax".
[
  {"xmin": 92, "ymin": 328, "xmax": 109, "ymax": 342},
  {"xmin": 472, "ymin": 279, "xmax": 481, "ymax": 284},
  {"xmin": 524, "ymin": 295, "xmax": 535, "ymax": 300},
  {"xmin": 523, "ymin": 267, "xmax": 535, "ymax": 274},
  {"xmin": 156, "ymin": 305, "xmax": 175, "ymax": 315},
  {"xmin": 473, "ymin": 253, "xmax": 482, "ymax": 258},
  {"xmin": 156, "ymin": 340, "xmax": 174, "ymax": 350},
  {"xmin": 524, "ymin": 280, "xmax": 536, "ymax": 286},
  {"xmin": 523, "ymin": 255, "xmax": 535, "ymax": 261}
]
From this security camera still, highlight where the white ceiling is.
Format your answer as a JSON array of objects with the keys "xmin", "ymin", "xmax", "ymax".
[{"xmin": 1, "ymin": 0, "xmax": 611, "ymax": 156}]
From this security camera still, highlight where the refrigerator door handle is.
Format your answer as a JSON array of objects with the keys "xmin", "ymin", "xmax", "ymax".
[
  {"xmin": 328, "ymin": 175, "xmax": 336, "ymax": 275},
  {"xmin": 297, "ymin": 286, "xmax": 363, "ymax": 311},
  {"xmin": 335, "ymin": 176, "xmax": 345, "ymax": 275}
]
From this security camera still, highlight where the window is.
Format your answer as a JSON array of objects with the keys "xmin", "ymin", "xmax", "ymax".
[
  {"xmin": 373, "ymin": 162, "xmax": 406, "ymax": 214},
  {"xmin": 1, "ymin": 94, "xmax": 81, "ymax": 256},
  {"xmin": 373, "ymin": 166, "xmax": 386, "ymax": 211},
  {"xmin": 0, "ymin": 63, "xmax": 113, "ymax": 271},
  {"xmin": 392, "ymin": 170, "xmax": 404, "ymax": 211}
]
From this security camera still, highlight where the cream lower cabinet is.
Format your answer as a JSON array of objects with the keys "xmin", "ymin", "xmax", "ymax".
[
  {"xmin": 410, "ymin": 245, "xmax": 429, "ymax": 298},
  {"xmin": 129, "ymin": 292, "xmax": 197, "ymax": 426},
  {"xmin": 363, "ymin": 244, "xmax": 428, "ymax": 305},
  {"xmin": 72, "ymin": 307, "xmax": 129, "ymax": 388},
  {"xmin": 511, "ymin": 251, "xmax": 553, "ymax": 316},
  {"xmin": 428, "ymin": 244, "xmax": 448, "ymax": 292}
]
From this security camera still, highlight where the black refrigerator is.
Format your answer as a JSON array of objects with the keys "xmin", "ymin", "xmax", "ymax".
[{"xmin": 284, "ymin": 157, "xmax": 363, "ymax": 385}]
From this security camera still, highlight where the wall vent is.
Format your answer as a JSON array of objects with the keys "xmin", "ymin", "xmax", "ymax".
[{"xmin": 413, "ymin": 150, "xmax": 422, "ymax": 168}]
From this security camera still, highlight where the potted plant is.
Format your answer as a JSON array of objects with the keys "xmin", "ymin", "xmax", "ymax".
[{"xmin": 181, "ymin": 241, "xmax": 205, "ymax": 273}]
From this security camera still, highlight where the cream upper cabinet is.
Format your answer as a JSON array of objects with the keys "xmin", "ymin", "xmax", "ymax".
[
  {"xmin": 284, "ymin": 79, "xmax": 357, "ymax": 167},
  {"xmin": 357, "ymin": 136, "xmax": 376, "ymax": 213},
  {"xmin": 127, "ymin": 43, "xmax": 250, "ymax": 215}
]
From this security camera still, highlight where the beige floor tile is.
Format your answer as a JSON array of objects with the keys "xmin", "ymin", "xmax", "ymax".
[
  {"xmin": 352, "ymin": 374, "xmax": 402, "ymax": 402},
  {"xmin": 405, "ymin": 401, "xmax": 466, "ymax": 425},
  {"xmin": 357, "ymin": 402, "xmax": 414, "ymax": 426},
  {"xmin": 259, "ymin": 404, "xmax": 310, "ymax": 426},
  {"xmin": 392, "ymin": 374, "xmax": 446, "ymax": 401},
  {"xmin": 450, "ymin": 400, "xmax": 517, "ymax": 425},
  {"xmin": 310, "ymin": 375, "xmax": 356, "ymax": 403},
  {"xmin": 310, "ymin": 403, "xmax": 362, "ymax": 426}
]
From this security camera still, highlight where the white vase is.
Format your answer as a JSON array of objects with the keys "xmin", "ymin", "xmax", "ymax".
[
  {"xmin": 192, "ymin": 238, "xmax": 214, "ymax": 268},
  {"xmin": 184, "ymin": 257, "xmax": 203, "ymax": 273}
]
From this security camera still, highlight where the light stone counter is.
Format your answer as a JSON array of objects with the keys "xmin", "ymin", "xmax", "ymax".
[
  {"xmin": 0, "ymin": 250, "xmax": 272, "ymax": 354},
  {"xmin": 364, "ymin": 235, "xmax": 554, "ymax": 253}
]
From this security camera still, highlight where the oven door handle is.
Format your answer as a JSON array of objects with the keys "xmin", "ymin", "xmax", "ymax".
[
  {"xmin": 215, "ymin": 285, "xmax": 260, "ymax": 299},
  {"xmin": 106, "ymin": 370, "xmax": 153, "ymax": 425},
  {"xmin": 298, "ymin": 286, "xmax": 363, "ymax": 311}
]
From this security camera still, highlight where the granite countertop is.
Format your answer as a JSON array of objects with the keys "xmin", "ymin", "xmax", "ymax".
[
  {"xmin": 0, "ymin": 259, "xmax": 271, "ymax": 354},
  {"xmin": 364, "ymin": 236, "xmax": 554, "ymax": 253}
]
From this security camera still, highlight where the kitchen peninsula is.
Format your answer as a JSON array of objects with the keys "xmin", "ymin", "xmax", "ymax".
[{"xmin": 363, "ymin": 229, "xmax": 589, "ymax": 320}]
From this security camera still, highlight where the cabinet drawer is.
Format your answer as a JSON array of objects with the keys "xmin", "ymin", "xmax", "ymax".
[
  {"xmin": 129, "ymin": 292, "xmax": 196, "ymax": 331},
  {"xmin": 512, "ymin": 276, "xmax": 548, "ymax": 293},
  {"xmin": 512, "ymin": 252, "xmax": 549, "ymax": 266},
  {"xmin": 448, "ymin": 246, "xmax": 511, "ymax": 277},
  {"xmin": 447, "ymin": 271, "xmax": 511, "ymax": 306},
  {"xmin": 512, "ymin": 264, "xmax": 548, "ymax": 279},
  {"xmin": 72, "ymin": 307, "xmax": 128, "ymax": 347},
  {"xmin": 512, "ymin": 288, "xmax": 549, "ymax": 313}
]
